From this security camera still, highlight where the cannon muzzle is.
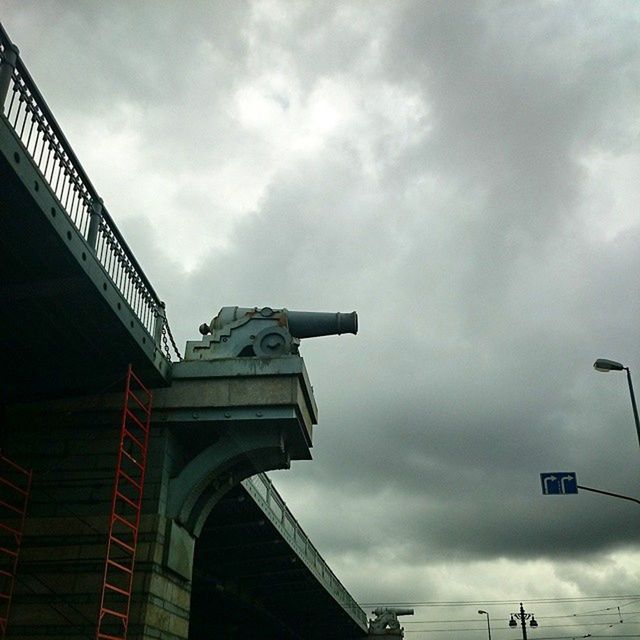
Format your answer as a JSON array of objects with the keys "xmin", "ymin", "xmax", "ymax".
[{"xmin": 287, "ymin": 311, "xmax": 358, "ymax": 339}]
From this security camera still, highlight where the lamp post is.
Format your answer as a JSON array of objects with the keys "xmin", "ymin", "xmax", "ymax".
[
  {"xmin": 509, "ymin": 603, "xmax": 538, "ymax": 639},
  {"xmin": 478, "ymin": 610, "xmax": 492, "ymax": 640},
  {"xmin": 593, "ymin": 358, "xmax": 640, "ymax": 447}
]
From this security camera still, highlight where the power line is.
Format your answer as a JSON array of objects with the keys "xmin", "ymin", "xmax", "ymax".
[
  {"xmin": 401, "ymin": 619, "xmax": 635, "ymax": 625},
  {"xmin": 569, "ymin": 601, "xmax": 640, "ymax": 617},
  {"xmin": 382, "ymin": 601, "xmax": 640, "ymax": 637},
  {"xmin": 402, "ymin": 630, "xmax": 639, "ymax": 636},
  {"xmin": 402, "ymin": 613, "xmax": 640, "ymax": 625},
  {"xmin": 360, "ymin": 596, "xmax": 640, "ymax": 607},
  {"xmin": 404, "ymin": 628, "xmax": 486, "ymax": 633}
]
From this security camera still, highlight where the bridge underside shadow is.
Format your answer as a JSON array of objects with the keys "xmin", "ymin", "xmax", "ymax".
[
  {"xmin": 0, "ymin": 120, "xmax": 169, "ymax": 401},
  {"xmin": 190, "ymin": 482, "xmax": 367, "ymax": 640}
]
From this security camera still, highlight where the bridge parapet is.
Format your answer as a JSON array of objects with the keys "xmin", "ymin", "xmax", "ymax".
[
  {"xmin": 0, "ymin": 23, "xmax": 170, "ymax": 352},
  {"xmin": 243, "ymin": 472, "xmax": 369, "ymax": 631}
]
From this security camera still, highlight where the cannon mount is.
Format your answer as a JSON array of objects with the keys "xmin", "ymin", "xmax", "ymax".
[{"xmin": 368, "ymin": 607, "xmax": 414, "ymax": 637}]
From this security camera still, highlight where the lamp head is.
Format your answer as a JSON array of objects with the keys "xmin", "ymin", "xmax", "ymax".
[
  {"xmin": 509, "ymin": 616, "xmax": 517, "ymax": 628},
  {"xmin": 530, "ymin": 617, "xmax": 538, "ymax": 628},
  {"xmin": 478, "ymin": 610, "xmax": 487, "ymax": 615},
  {"xmin": 594, "ymin": 358, "xmax": 625, "ymax": 372}
]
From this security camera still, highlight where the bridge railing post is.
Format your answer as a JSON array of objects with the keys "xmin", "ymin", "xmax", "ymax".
[
  {"xmin": 154, "ymin": 301, "xmax": 167, "ymax": 349},
  {"xmin": 87, "ymin": 197, "xmax": 103, "ymax": 250},
  {"xmin": 0, "ymin": 40, "xmax": 19, "ymax": 112}
]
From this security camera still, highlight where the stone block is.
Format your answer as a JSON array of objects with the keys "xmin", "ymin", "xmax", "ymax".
[{"xmin": 164, "ymin": 520, "xmax": 195, "ymax": 580}]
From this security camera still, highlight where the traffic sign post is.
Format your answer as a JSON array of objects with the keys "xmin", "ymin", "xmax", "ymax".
[{"xmin": 540, "ymin": 472, "xmax": 578, "ymax": 495}]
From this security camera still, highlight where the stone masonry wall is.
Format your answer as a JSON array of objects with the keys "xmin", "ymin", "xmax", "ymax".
[{"xmin": 1, "ymin": 402, "xmax": 192, "ymax": 640}]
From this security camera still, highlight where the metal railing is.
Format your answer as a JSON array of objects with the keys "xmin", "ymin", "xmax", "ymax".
[
  {"xmin": 0, "ymin": 23, "xmax": 172, "ymax": 352},
  {"xmin": 242, "ymin": 473, "xmax": 368, "ymax": 629}
]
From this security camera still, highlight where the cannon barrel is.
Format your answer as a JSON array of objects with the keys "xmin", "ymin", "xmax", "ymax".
[
  {"xmin": 287, "ymin": 310, "xmax": 358, "ymax": 339},
  {"xmin": 372, "ymin": 607, "xmax": 414, "ymax": 617}
]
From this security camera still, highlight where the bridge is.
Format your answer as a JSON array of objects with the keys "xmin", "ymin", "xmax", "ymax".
[
  {"xmin": 0, "ymin": 23, "xmax": 171, "ymax": 400},
  {"xmin": 0, "ymin": 23, "xmax": 370, "ymax": 640}
]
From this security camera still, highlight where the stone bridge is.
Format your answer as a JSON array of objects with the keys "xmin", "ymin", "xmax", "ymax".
[{"xmin": 0, "ymin": 22, "xmax": 369, "ymax": 640}]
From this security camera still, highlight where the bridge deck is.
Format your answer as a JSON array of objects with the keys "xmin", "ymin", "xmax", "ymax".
[
  {"xmin": 0, "ymin": 118, "xmax": 171, "ymax": 398},
  {"xmin": 0, "ymin": 23, "xmax": 171, "ymax": 400}
]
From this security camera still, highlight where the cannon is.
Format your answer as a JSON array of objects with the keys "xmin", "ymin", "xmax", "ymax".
[
  {"xmin": 368, "ymin": 608, "xmax": 415, "ymax": 636},
  {"xmin": 184, "ymin": 306, "xmax": 358, "ymax": 360},
  {"xmin": 372, "ymin": 608, "xmax": 415, "ymax": 618}
]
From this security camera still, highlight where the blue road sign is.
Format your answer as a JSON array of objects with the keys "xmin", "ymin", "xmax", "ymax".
[{"xmin": 540, "ymin": 472, "xmax": 578, "ymax": 495}]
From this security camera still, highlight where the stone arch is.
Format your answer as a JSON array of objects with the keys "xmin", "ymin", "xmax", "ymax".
[{"xmin": 167, "ymin": 423, "xmax": 291, "ymax": 537}]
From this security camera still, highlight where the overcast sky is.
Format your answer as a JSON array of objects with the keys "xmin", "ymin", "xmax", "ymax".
[{"xmin": 3, "ymin": 1, "xmax": 640, "ymax": 637}]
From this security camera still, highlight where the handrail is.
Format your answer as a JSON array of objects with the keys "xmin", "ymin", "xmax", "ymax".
[
  {"xmin": 242, "ymin": 472, "xmax": 368, "ymax": 629},
  {"xmin": 0, "ymin": 22, "xmax": 168, "ymax": 346}
]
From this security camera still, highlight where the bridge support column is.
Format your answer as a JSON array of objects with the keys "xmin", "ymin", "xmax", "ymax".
[{"xmin": 1, "ymin": 356, "xmax": 316, "ymax": 639}]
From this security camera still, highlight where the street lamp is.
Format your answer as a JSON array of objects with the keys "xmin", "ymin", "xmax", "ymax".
[
  {"xmin": 593, "ymin": 358, "xmax": 640, "ymax": 447},
  {"xmin": 509, "ymin": 603, "xmax": 538, "ymax": 639},
  {"xmin": 478, "ymin": 610, "xmax": 492, "ymax": 640}
]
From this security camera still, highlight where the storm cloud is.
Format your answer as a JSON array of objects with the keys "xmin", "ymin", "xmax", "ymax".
[{"xmin": 3, "ymin": 1, "xmax": 639, "ymax": 637}]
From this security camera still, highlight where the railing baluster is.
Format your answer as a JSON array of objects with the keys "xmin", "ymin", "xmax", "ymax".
[
  {"xmin": 36, "ymin": 126, "xmax": 45, "ymax": 166},
  {"xmin": 25, "ymin": 113, "xmax": 34, "ymax": 149},
  {"xmin": 6, "ymin": 84, "xmax": 17, "ymax": 118},
  {"xmin": 18, "ymin": 105, "xmax": 27, "ymax": 138}
]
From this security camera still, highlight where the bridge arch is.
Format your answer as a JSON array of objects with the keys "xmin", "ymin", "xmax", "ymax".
[{"xmin": 167, "ymin": 423, "xmax": 291, "ymax": 537}]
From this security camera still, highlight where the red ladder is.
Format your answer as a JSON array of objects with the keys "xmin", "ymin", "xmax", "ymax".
[
  {"xmin": 0, "ymin": 451, "xmax": 32, "ymax": 640},
  {"xmin": 97, "ymin": 365, "xmax": 152, "ymax": 640}
]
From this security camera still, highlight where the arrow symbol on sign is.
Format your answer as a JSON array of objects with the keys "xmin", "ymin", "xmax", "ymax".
[
  {"xmin": 543, "ymin": 475, "xmax": 557, "ymax": 494},
  {"xmin": 560, "ymin": 475, "xmax": 574, "ymax": 493}
]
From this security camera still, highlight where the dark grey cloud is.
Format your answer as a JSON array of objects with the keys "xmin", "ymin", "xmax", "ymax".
[{"xmin": 4, "ymin": 1, "xmax": 251, "ymax": 104}]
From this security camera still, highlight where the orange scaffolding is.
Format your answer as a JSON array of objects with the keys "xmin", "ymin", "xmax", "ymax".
[
  {"xmin": 96, "ymin": 365, "xmax": 153, "ymax": 640},
  {"xmin": 0, "ymin": 451, "xmax": 32, "ymax": 640}
]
